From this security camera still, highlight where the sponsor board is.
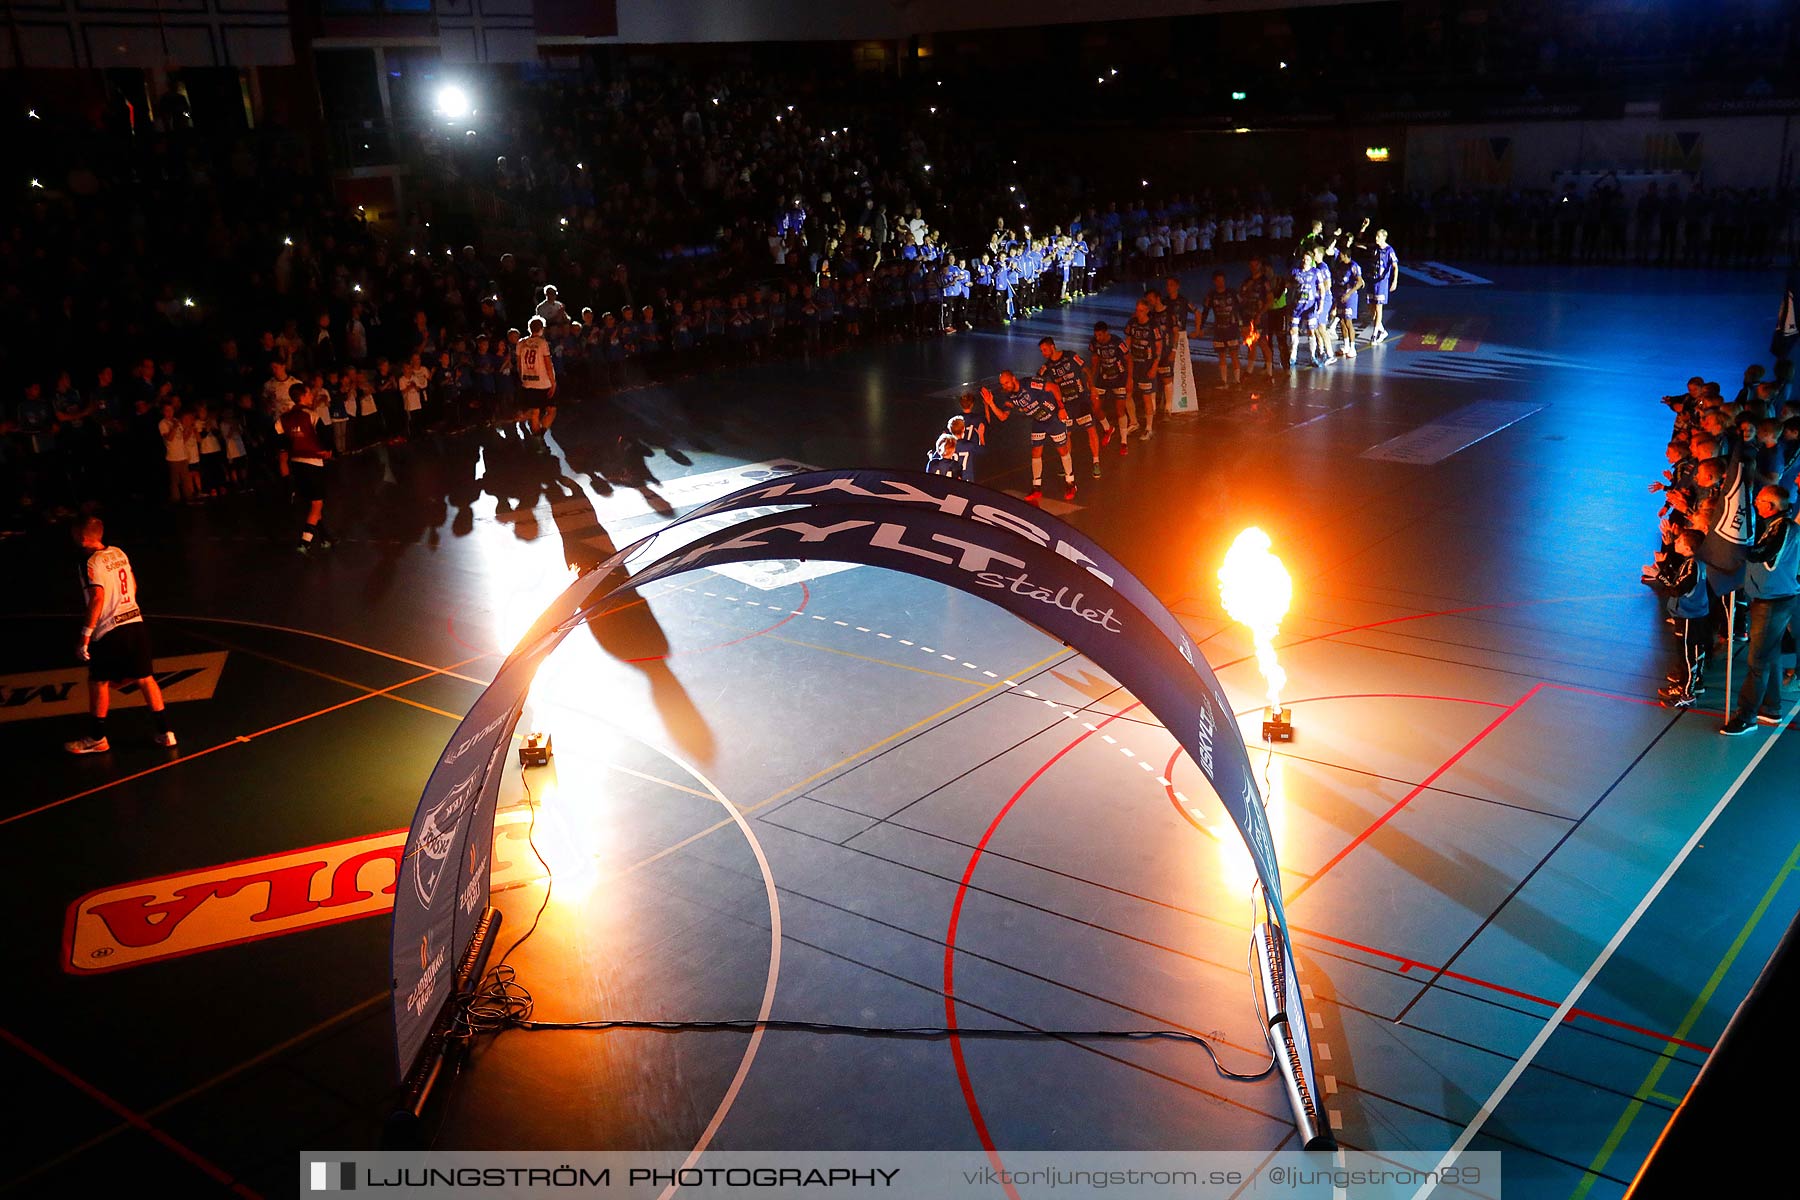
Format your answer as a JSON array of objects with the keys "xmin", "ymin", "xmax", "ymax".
[
  {"xmin": 1168, "ymin": 331, "xmax": 1199, "ymax": 414},
  {"xmin": 1361, "ymin": 400, "xmax": 1544, "ymax": 465},
  {"xmin": 1397, "ymin": 261, "xmax": 1493, "ymax": 287},
  {"xmin": 64, "ymin": 808, "xmax": 542, "ymax": 973},
  {"xmin": 0, "ymin": 652, "xmax": 228, "ymax": 724}
]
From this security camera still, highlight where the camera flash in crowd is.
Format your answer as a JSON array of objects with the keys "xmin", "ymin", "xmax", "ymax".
[
  {"xmin": 183, "ymin": 297, "xmax": 195, "ymax": 308},
  {"xmin": 28, "ymin": 108, "xmax": 40, "ymax": 119},
  {"xmin": 30, "ymin": 178, "xmax": 44, "ymax": 189},
  {"xmin": 282, "ymin": 235, "xmax": 293, "ymax": 245}
]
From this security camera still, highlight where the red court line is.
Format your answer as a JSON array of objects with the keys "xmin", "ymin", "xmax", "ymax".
[
  {"xmin": 1545, "ymin": 681, "xmax": 1725, "ymax": 720},
  {"xmin": 1292, "ymin": 929, "xmax": 1711, "ymax": 1054},
  {"xmin": 944, "ymin": 701, "xmax": 1144, "ymax": 1200},
  {"xmin": 1163, "ymin": 693, "xmax": 1513, "ymax": 838},
  {"xmin": 1285, "ymin": 684, "xmax": 1546, "ymax": 904},
  {"xmin": 0, "ymin": 1025, "xmax": 261, "ymax": 1197}
]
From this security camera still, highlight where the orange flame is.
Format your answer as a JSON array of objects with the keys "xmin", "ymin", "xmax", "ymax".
[{"xmin": 1218, "ymin": 527, "xmax": 1292, "ymax": 713}]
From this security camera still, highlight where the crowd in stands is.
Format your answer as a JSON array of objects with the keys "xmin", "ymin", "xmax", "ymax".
[
  {"xmin": 1, "ymin": 61, "xmax": 1795, "ymax": 534},
  {"xmin": 1643, "ymin": 358, "xmax": 1800, "ymax": 732}
]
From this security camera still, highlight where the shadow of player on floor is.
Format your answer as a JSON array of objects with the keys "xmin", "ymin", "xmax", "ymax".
[{"xmin": 552, "ymin": 477, "xmax": 716, "ymax": 764}]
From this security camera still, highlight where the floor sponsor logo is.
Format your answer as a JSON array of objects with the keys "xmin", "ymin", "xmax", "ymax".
[
  {"xmin": 1360, "ymin": 400, "xmax": 1544, "ymax": 465},
  {"xmin": 1395, "ymin": 316, "xmax": 1488, "ymax": 353},
  {"xmin": 0, "ymin": 652, "xmax": 228, "ymax": 724},
  {"xmin": 1397, "ymin": 261, "xmax": 1494, "ymax": 287},
  {"xmin": 64, "ymin": 808, "xmax": 541, "ymax": 973}
]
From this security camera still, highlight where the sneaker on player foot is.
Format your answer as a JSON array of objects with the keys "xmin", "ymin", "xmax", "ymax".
[
  {"xmin": 65, "ymin": 736, "xmax": 110, "ymax": 755},
  {"xmin": 1719, "ymin": 714, "xmax": 1758, "ymax": 736},
  {"xmin": 1024, "ymin": 488, "xmax": 1043, "ymax": 505},
  {"xmin": 153, "ymin": 731, "xmax": 178, "ymax": 747},
  {"xmin": 1659, "ymin": 690, "xmax": 1694, "ymax": 710},
  {"xmin": 1141, "ymin": 426, "xmax": 1153, "ymax": 441},
  {"xmin": 1101, "ymin": 426, "xmax": 1114, "ymax": 447},
  {"xmin": 1064, "ymin": 481, "xmax": 1078, "ymax": 501},
  {"xmin": 1118, "ymin": 440, "xmax": 1129, "ymax": 457},
  {"xmin": 1091, "ymin": 464, "xmax": 1102, "ymax": 479}
]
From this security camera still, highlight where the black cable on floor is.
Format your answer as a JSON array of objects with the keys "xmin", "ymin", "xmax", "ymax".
[{"xmin": 460, "ymin": 769, "xmax": 1282, "ymax": 1088}]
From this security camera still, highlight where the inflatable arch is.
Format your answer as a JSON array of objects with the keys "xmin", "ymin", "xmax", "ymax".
[{"xmin": 390, "ymin": 469, "xmax": 1333, "ymax": 1149}]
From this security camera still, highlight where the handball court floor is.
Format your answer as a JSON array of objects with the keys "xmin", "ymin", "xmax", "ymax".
[{"xmin": 1, "ymin": 262, "xmax": 1795, "ymax": 1200}]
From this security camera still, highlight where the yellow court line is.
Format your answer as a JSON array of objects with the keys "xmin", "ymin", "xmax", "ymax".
[
  {"xmin": 614, "ymin": 646, "xmax": 1073, "ymax": 880},
  {"xmin": 596, "ymin": 759, "xmax": 713, "ymax": 801},
  {"xmin": 182, "ymin": 629, "xmax": 465, "ymax": 720},
  {"xmin": 2, "ymin": 654, "xmax": 490, "ymax": 827},
  {"xmin": 1567, "ymin": 836, "xmax": 1800, "ymax": 1200}
]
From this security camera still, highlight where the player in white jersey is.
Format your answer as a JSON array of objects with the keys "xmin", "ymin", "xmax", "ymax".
[
  {"xmin": 66, "ymin": 516, "xmax": 176, "ymax": 753},
  {"xmin": 516, "ymin": 316, "xmax": 557, "ymax": 442}
]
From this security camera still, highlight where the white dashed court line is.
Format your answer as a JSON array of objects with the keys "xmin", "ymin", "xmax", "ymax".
[{"xmin": 696, "ymin": 587, "xmax": 1219, "ymax": 865}]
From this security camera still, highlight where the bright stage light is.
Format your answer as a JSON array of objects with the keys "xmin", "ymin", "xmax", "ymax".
[
  {"xmin": 435, "ymin": 85, "xmax": 471, "ymax": 121},
  {"xmin": 1219, "ymin": 527, "xmax": 1293, "ymax": 738},
  {"xmin": 1365, "ymin": 146, "xmax": 1390, "ymax": 162}
]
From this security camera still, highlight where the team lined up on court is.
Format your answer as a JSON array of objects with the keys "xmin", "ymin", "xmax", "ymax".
[{"xmin": 928, "ymin": 225, "xmax": 1401, "ymax": 505}]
